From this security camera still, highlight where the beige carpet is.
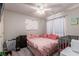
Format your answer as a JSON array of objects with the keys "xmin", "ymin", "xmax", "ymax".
[{"xmin": 11, "ymin": 47, "xmax": 33, "ymax": 56}]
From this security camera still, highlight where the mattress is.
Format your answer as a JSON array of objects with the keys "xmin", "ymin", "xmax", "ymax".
[{"xmin": 60, "ymin": 47, "xmax": 79, "ymax": 56}]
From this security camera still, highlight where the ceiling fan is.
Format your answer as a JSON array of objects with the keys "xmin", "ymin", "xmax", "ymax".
[{"xmin": 31, "ymin": 3, "xmax": 51, "ymax": 15}]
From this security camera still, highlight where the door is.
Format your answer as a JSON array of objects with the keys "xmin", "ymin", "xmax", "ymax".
[{"xmin": 0, "ymin": 3, "xmax": 4, "ymax": 51}]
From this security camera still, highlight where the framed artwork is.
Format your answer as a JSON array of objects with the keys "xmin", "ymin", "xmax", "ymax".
[{"xmin": 70, "ymin": 17, "xmax": 79, "ymax": 25}]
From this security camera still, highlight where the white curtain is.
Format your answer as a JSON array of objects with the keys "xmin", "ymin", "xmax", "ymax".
[
  {"xmin": 47, "ymin": 20, "xmax": 53, "ymax": 34},
  {"xmin": 47, "ymin": 17, "xmax": 65, "ymax": 36}
]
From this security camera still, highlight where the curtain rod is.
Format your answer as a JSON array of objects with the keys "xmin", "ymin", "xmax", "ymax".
[{"xmin": 47, "ymin": 15, "xmax": 67, "ymax": 21}]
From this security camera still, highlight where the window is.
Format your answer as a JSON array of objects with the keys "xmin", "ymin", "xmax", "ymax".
[{"xmin": 25, "ymin": 19, "xmax": 38, "ymax": 30}]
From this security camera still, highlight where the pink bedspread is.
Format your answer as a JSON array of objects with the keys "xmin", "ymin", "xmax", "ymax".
[{"xmin": 28, "ymin": 38, "xmax": 58, "ymax": 55}]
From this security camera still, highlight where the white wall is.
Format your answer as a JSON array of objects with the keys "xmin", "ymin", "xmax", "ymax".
[
  {"xmin": 65, "ymin": 8, "xmax": 79, "ymax": 36},
  {"xmin": 4, "ymin": 10, "xmax": 46, "ymax": 40}
]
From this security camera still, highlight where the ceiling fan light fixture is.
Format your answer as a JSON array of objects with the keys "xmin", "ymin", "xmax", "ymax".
[
  {"xmin": 36, "ymin": 9, "xmax": 45, "ymax": 15},
  {"xmin": 32, "ymin": 3, "xmax": 51, "ymax": 15}
]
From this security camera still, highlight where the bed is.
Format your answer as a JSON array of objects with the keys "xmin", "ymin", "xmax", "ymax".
[{"xmin": 27, "ymin": 37, "xmax": 58, "ymax": 56}]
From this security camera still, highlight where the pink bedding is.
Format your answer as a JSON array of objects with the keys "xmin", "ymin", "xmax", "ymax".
[{"xmin": 27, "ymin": 38, "xmax": 58, "ymax": 56}]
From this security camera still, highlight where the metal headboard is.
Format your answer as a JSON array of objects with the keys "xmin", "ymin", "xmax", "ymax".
[{"xmin": 58, "ymin": 35, "xmax": 79, "ymax": 52}]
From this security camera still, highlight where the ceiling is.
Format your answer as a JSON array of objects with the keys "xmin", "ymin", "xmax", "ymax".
[{"xmin": 4, "ymin": 3, "xmax": 79, "ymax": 19}]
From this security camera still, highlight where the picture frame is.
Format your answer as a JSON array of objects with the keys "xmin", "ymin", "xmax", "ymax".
[{"xmin": 70, "ymin": 17, "xmax": 79, "ymax": 25}]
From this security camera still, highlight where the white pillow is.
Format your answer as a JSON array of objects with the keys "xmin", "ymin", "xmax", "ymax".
[{"xmin": 71, "ymin": 39, "xmax": 79, "ymax": 53}]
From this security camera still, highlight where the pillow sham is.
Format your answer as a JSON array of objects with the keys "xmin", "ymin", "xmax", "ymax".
[
  {"xmin": 40, "ymin": 34, "xmax": 48, "ymax": 38},
  {"xmin": 28, "ymin": 34, "xmax": 39, "ymax": 39},
  {"xmin": 48, "ymin": 34, "xmax": 59, "ymax": 40}
]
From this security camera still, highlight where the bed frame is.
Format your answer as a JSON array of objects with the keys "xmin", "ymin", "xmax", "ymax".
[{"xmin": 58, "ymin": 35, "xmax": 79, "ymax": 54}]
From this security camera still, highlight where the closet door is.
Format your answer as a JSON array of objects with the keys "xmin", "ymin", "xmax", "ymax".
[{"xmin": 0, "ymin": 3, "xmax": 4, "ymax": 51}]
